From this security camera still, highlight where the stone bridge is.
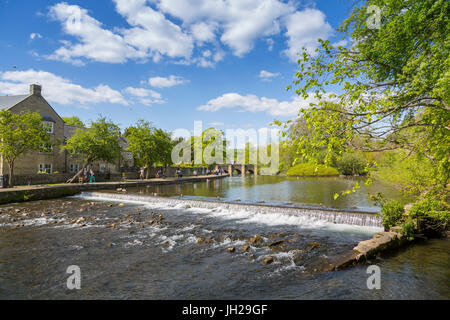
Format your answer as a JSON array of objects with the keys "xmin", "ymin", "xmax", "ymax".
[{"xmin": 215, "ymin": 164, "xmax": 258, "ymax": 176}]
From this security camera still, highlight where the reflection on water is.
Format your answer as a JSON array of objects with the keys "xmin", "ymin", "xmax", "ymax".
[{"xmin": 131, "ymin": 176, "xmax": 412, "ymax": 212}]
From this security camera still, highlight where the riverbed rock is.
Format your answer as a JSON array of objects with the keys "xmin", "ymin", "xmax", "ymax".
[
  {"xmin": 268, "ymin": 240, "xmax": 284, "ymax": 247},
  {"xmin": 197, "ymin": 237, "xmax": 204, "ymax": 244},
  {"xmin": 118, "ymin": 203, "xmax": 125, "ymax": 207},
  {"xmin": 308, "ymin": 242, "xmax": 320, "ymax": 251},
  {"xmin": 226, "ymin": 247, "xmax": 235, "ymax": 253},
  {"xmin": 75, "ymin": 217, "xmax": 86, "ymax": 224},
  {"xmin": 249, "ymin": 234, "xmax": 263, "ymax": 245},
  {"xmin": 263, "ymin": 257, "xmax": 274, "ymax": 264},
  {"xmin": 241, "ymin": 245, "xmax": 250, "ymax": 252}
]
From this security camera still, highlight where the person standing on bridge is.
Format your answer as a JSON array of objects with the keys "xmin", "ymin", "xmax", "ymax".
[
  {"xmin": 83, "ymin": 167, "xmax": 89, "ymax": 184},
  {"xmin": 89, "ymin": 168, "xmax": 96, "ymax": 183}
]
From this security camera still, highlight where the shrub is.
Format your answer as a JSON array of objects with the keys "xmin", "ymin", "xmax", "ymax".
[
  {"xmin": 408, "ymin": 198, "xmax": 450, "ymax": 237},
  {"xmin": 379, "ymin": 200, "xmax": 405, "ymax": 231},
  {"xmin": 401, "ymin": 218, "xmax": 416, "ymax": 241},
  {"xmin": 336, "ymin": 153, "xmax": 367, "ymax": 176},
  {"xmin": 286, "ymin": 163, "xmax": 339, "ymax": 176}
]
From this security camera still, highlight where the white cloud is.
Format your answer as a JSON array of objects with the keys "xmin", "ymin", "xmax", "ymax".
[
  {"xmin": 158, "ymin": 0, "xmax": 293, "ymax": 57},
  {"xmin": 30, "ymin": 33, "xmax": 42, "ymax": 40},
  {"xmin": 0, "ymin": 69, "xmax": 128, "ymax": 106},
  {"xmin": 198, "ymin": 92, "xmax": 322, "ymax": 117},
  {"xmin": 47, "ymin": 2, "xmax": 147, "ymax": 65},
  {"xmin": 190, "ymin": 22, "xmax": 217, "ymax": 43},
  {"xmin": 123, "ymin": 87, "xmax": 164, "ymax": 105},
  {"xmin": 266, "ymin": 38, "xmax": 274, "ymax": 51},
  {"xmin": 284, "ymin": 9, "xmax": 333, "ymax": 62},
  {"xmin": 44, "ymin": 1, "xmax": 332, "ymax": 67},
  {"xmin": 259, "ymin": 70, "xmax": 280, "ymax": 81},
  {"xmin": 148, "ymin": 75, "xmax": 188, "ymax": 88},
  {"xmin": 113, "ymin": 0, "xmax": 194, "ymax": 60}
]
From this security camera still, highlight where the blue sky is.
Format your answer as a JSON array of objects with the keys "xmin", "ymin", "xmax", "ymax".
[{"xmin": 0, "ymin": 0, "xmax": 349, "ymax": 133}]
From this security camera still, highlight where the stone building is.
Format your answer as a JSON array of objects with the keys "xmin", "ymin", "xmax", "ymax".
[{"xmin": 0, "ymin": 84, "xmax": 133, "ymax": 180}]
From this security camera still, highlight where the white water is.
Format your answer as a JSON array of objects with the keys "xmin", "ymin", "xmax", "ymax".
[{"xmin": 74, "ymin": 192, "xmax": 383, "ymax": 234}]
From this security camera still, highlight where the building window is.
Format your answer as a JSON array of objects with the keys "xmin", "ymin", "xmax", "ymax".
[
  {"xmin": 100, "ymin": 164, "xmax": 106, "ymax": 173},
  {"xmin": 42, "ymin": 121, "xmax": 54, "ymax": 134},
  {"xmin": 126, "ymin": 152, "xmax": 133, "ymax": 160},
  {"xmin": 70, "ymin": 163, "xmax": 80, "ymax": 173},
  {"xmin": 39, "ymin": 143, "xmax": 53, "ymax": 154},
  {"xmin": 38, "ymin": 163, "xmax": 52, "ymax": 174}
]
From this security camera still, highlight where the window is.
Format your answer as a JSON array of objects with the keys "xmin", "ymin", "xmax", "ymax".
[
  {"xmin": 126, "ymin": 152, "xmax": 133, "ymax": 160},
  {"xmin": 38, "ymin": 163, "xmax": 52, "ymax": 174},
  {"xmin": 42, "ymin": 121, "xmax": 54, "ymax": 134},
  {"xmin": 100, "ymin": 164, "xmax": 106, "ymax": 173},
  {"xmin": 39, "ymin": 143, "xmax": 53, "ymax": 154},
  {"xmin": 70, "ymin": 163, "xmax": 80, "ymax": 173}
]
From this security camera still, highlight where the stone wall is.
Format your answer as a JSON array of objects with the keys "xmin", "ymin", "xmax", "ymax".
[
  {"xmin": 9, "ymin": 172, "xmax": 139, "ymax": 186},
  {"xmin": 0, "ymin": 175, "xmax": 228, "ymax": 205},
  {"xmin": 4, "ymin": 167, "xmax": 211, "ymax": 187},
  {"xmin": 7, "ymin": 94, "xmax": 66, "ymax": 175}
]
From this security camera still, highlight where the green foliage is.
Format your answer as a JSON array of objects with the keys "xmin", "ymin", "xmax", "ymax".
[
  {"xmin": 401, "ymin": 218, "xmax": 416, "ymax": 241},
  {"xmin": 0, "ymin": 110, "xmax": 50, "ymax": 186},
  {"xmin": 379, "ymin": 200, "xmax": 405, "ymax": 231},
  {"xmin": 63, "ymin": 117, "xmax": 122, "ymax": 165},
  {"xmin": 279, "ymin": 0, "xmax": 449, "ymax": 197},
  {"xmin": 125, "ymin": 120, "xmax": 173, "ymax": 171},
  {"xmin": 336, "ymin": 153, "xmax": 368, "ymax": 176},
  {"xmin": 408, "ymin": 197, "xmax": 450, "ymax": 237},
  {"xmin": 286, "ymin": 163, "xmax": 339, "ymax": 176},
  {"xmin": 377, "ymin": 189, "xmax": 449, "ymax": 238},
  {"xmin": 62, "ymin": 116, "xmax": 85, "ymax": 127},
  {"xmin": 190, "ymin": 128, "xmax": 227, "ymax": 166},
  {"xmin": 371, "ymin": 151, "xmax": 437, "ymax": 194}
]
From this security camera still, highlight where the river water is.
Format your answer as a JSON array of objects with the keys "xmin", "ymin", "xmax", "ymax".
[{"xmin": 0, "ymin": 176, "xmax": 448, "ymax": 299}]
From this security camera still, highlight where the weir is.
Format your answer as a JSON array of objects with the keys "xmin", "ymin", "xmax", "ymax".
[{"xmin": 77, "ymin": 192, "xmax": 382, "ymax": 228}]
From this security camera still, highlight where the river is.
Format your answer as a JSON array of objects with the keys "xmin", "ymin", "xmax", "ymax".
[{"xmin": 0, "ymin": 176, "xmax": 448, "ymax": 299}]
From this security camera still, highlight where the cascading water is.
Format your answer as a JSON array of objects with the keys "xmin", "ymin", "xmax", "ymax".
[{"xmin": 76, "ymin": 191, "xmax": 382, "ymax": 228}]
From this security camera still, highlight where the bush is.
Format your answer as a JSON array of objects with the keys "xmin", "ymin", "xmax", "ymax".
[
  {"xmin": 401, "ymin": 218, "xmax": 416, "ymax": 241},
  {"xmin": 379, "ymin": 200, "xmax": 405, "ymax": 230},
  {"xmin": 408, "ymin": 198, "xmax": 450, "ymax": 237},
  {"xmin": 286, "ymin": 163, "xmax": 339, "ymax": 176},
  {"xmin": 336, "ymin": 153, "xmax": 367, "ymax": 176}
]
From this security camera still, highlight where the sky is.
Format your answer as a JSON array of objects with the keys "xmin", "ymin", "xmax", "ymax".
[{"xmin": 0, "ymin": 0, "xmax": 351, "ymax": 134}]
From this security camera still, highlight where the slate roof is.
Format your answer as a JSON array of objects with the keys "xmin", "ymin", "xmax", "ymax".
[{"xmin": 0, "ymin": 94, "xmax": 31, "ymax": 110}]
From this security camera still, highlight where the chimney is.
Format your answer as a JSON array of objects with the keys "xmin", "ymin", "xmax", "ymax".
[{"xmin": 30, "ymin": 84, "xmax": 42, "ymax": 96}]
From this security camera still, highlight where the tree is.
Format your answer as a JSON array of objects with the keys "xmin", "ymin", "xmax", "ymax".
[
  {"xmin": 63, "ymin": 117, "xmax": 122, "ymax": 183},
  {"xmin": 0, "ymin": 110, "xmax": 50, "ymax": 187},
  {"xmin": 153, "ymin": 128, "xmax": 174, "ymax": 167},
  {"xmin": 190, "ymin": 128, "xmax": 228, "ymax": 168},
  {"xmin": 62, "ymin": 116, "xmax": 85, "ymax": 128},
  {"xmin": 125, "ymin": 120, "xmax": 173, "ymax": 178},
  {"xmin": 285, "ymin": 0, "xmax": 449, "ymax": 194}
]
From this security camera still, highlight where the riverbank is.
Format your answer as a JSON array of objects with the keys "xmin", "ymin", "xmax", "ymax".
[{"xmin": 0, "ymin": 175, "xmax": 228, "ymax": 205}]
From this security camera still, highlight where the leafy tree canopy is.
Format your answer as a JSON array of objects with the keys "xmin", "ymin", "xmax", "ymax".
[
  {"xmin": 125, "ymin": 120, "xmax": 173, "ymax": 173},
  {"xmin": 282, "ymin": 0, "xmax": 449, "ymax": 194},
  {"xmin": 63, "ymin": 117, "xmax": 122, "ymax": 165},
  {"xmin": 0, "ymin": 110, "xmax": 50, "ymax": 186},
  {"xmin": 62, "ymin": 116, "xmax": 85, "ymax": 128}
]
